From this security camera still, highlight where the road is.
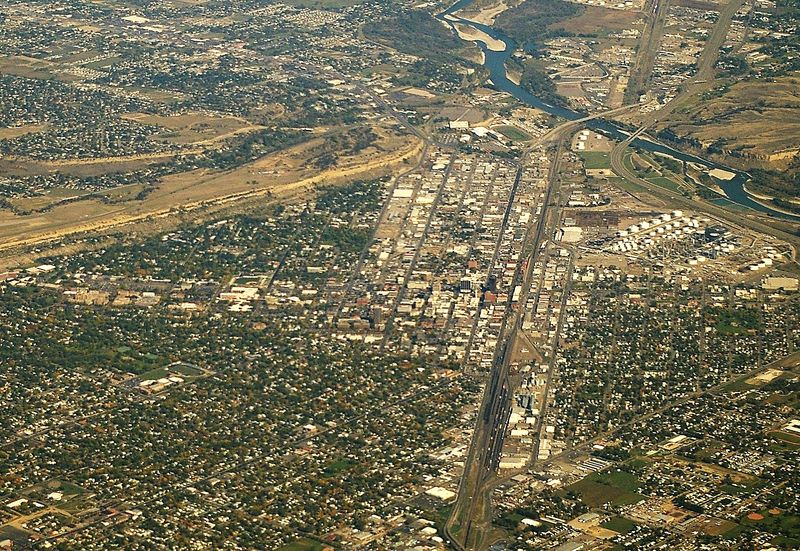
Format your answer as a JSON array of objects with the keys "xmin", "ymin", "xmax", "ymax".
[
  {"xmin": 527, "ymin": 248, "xmax": 575, "ymax": 470},
  {"xmin": 331, "ymin": 141, "xmax": 430, "ymax": 321},
  {"xmin": 461, "ymin": 165, "xmax": 523, "ymax": 373},
  {"xmin": 380, "ymin": 153, "xmax": 458, "ymax": 349},
  {"xmin": 608, "ymin": 135, "xmax": 800, "ymax": 256},
  {"xmin": 624, "ymin": 0, "xmax": 671, "ymax": 103},
  {"xmin": 608, "ymin": 0, "xmax": 800, "ymax": 257},
  {"xmin": 637, "ymin": 0, "xmax": 749, "ymax": 127}
]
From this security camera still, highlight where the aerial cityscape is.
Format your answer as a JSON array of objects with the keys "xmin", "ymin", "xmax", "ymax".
[{"xmin": 0, "ymin": 0, "xmax": 797, "ymax": 549}]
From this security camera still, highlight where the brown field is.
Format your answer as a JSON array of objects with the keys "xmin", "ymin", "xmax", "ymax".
[
  {"xmin": 127, "ymin": 87, "xmax": 186, "ymax": 104},
  {"xmin": 0, "ymin": 155, "xmax": 174, "ymax": 179},
  {"xmin": 663, "ymin": 75, "xmax": 800, "ymax": 162},
  {"xmin": 59, "ymin": 19, "xmax": 103, "ymax": 33},
  {"xmin": 0, "ymin": 124, "xmax": 48, "ymax": 140},
  {"xmin": 684, "ymin": 517, "xmax": 738, "ymax": 536},
  {"xmin": 0, "ymin": 152, "xmax": 192, "ymax": 180},
  {"xmin": 673, "ymin": 0, "xmax": 721, "ymax": 10},
  {"xmin": 557, "ymin": 81, "xmax": 584, "ymax": 98},
  {"xmin": 0, "ymin": 56, "xmax": 78, "ymax": 82},
  {"xmin": 121, "ymin": 112, "xmax": 264, "ymax": 145},
  {"xmin": 8, "ymin": 188, "xmax": 84, "ymax": 212},
  {"xmin": 59, "ymin": 50, "xmax": 105, "ymax": 64},
  {"xmin": 437, "ymin": 106, "xmax": 488, "ymax": 124},
  {"xmin": 0, "ymin": 125, "xmax": 423, "ymax": 264},
  {"xmin": 551, "ymin": 6, "xmax": 642, "ymax": 36}
]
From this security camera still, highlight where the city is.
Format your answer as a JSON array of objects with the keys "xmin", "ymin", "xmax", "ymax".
[{"xmin": 0, "ymin": 0, "xmax": 798, "ymax": 549}]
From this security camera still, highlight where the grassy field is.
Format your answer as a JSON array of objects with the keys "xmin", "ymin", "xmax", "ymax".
[
  {"xmin": 55, "ymin": 481, "xmax": 87, "ymax": 495},
  {"xmin": 278, "ymin": 538, "xmax": 325, "ymax": 551},
  {"xmin": 139, "ymin": 368, "xmax": 170, "ymax": 381},
  {"xmin": 568, "ymin": 469, "xmax": 646, "ymax": 507},
  {"xmin": 322, "ymin": 458, "xmax": 355, "ymax": 477},
  {"xmin": 593, "ymin": 470, "xmax": 641, "ymax": 491},
  {"xmin": 495, "ymin": 125, "xmax": 532, "ymax": 141},
  {"xmin": 601, "ymin": 516, "xmax": 637, "ymax": 534},
  {"xmin": 578, "ymin": 151, "xmax": 611, "ymax": 169},
  {"xmin": 172, "ymin": 363, "xmax": 205, "ymax": 376},
  {"xmin": 646, "ymin": 176, "xmax": 681, "ymax": 192},
  {"xmin": 769, "ymin": 430, "xmax": 800, "ymax": 446},
  {"xmin": 708, "ymin": 197, "xmax": 755, "ymax": 212},
  {"xmin": 607, "ymin": 176, "xmax": 647, "ymax": 195},
  {"xmin": 139, "ymin": 363, "xmax": 204, "ymax": 381},
  {"xmin": 721, "ymin": 483, "xmax": 754, "ymax": 496},
  {"xmin": 622, "ymin": 151, "xmax": 638, "ymax": 173}
]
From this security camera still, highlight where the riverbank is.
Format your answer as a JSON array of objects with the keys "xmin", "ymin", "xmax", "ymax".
[
  {"xmin": 743, "ymin": 182, "xmax": 800, "ymax": 217},
  {"xmin": 440, "ymin": 0, "xmax": 799, "ymax": 220},
  {"xmin": 448, "ymin": 18, "xmax": 507, "ymax": 52},
  {"xmin": 456, "ymin": 0, "xmax": 508, "ymax": 26}
]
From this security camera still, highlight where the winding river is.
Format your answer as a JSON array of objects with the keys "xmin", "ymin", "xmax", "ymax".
[{"xmin": 438, "ymin": 0, "xmax": 800, "ymax": 221}]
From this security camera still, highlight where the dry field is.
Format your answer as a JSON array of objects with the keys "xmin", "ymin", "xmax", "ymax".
[
  {"xmin": 662, "ymin": 75, "xmax": 800, "ymax": 162},
  {"xmin": 0, "ymin": 55, "xmax": 78, "ymax": 82},
  {"xmin": 0, "ymin": 124, "xmax": 48, "ymax": 140},
  {"xmin": 0, "ymin": 154, "xmax": 175, "ymax": 179},
  {"xmin": 673, "ymin": 0, "xmax": 722, "ymax": 10},
  {"xmin": 551, "ymin": 6, "xmax": 642, "ymax": 36},
  {"xmin": 0, "ymin": 125, "xmax": 423, "ymax": 261},
  {"xmin": 121, "ymin": 112, "xmax": 264, "ymax": 145},
  {"xmin": 7, "ymin": 188, "xmax": 84, "ymax": 213}
]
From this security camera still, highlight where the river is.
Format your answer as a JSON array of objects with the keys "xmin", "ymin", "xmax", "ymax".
[{"xmin": 438, "ymin": 0, "xmax": 800, "ymax": 221}]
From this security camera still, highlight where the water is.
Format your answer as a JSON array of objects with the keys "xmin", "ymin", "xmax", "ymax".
[{"xmin": 437, "ymin": 0, "xmax": 800, "ymax": 221}]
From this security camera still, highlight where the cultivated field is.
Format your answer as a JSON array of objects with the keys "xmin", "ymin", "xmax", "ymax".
[{"xmin": 0, "ymin": 55, "xmax": 76, "ymax": 82}]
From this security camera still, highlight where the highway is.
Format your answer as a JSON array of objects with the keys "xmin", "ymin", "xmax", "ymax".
[
  {"xmin": 609, "ymin": 0, "xmax": 800, "ymax": 256},
  {"xmin": 635, "ymin": 0, "xmax": 749, "ymax": 127},
  {"xmin": 609, "ymin": 134, "xmax": 800, "ymax": 258},
  {"xmin": 624, "ymin": 0, "xmax": 671, "ymax": 103}
]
